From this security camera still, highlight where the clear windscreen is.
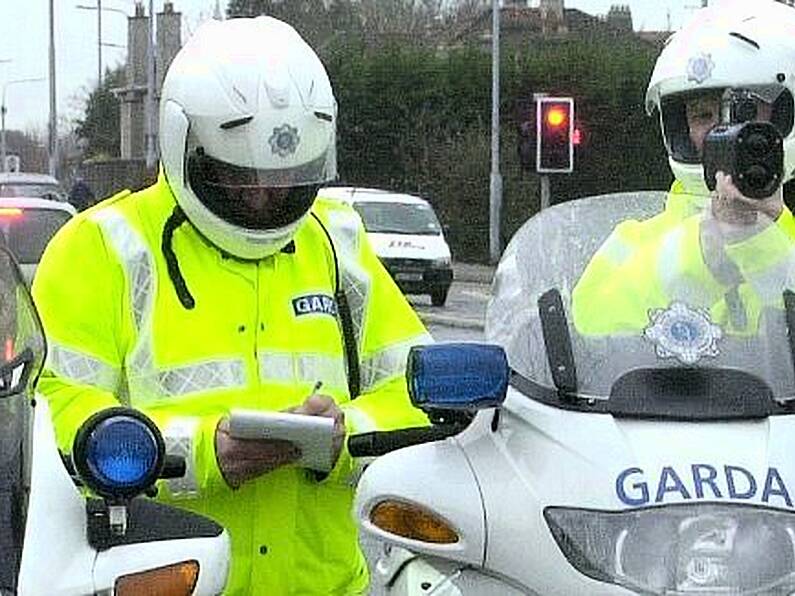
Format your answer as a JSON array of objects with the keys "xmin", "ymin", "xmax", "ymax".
[
  {"xmin": 0, "ymin": 209, "xmax": 72, "ymax": 264},
  {"xmin": 353, "ymin": 201, "xmax": 442, "ymax": 235},
  {"xmin": 486, "ymin": 191, "xmax": 795, "ymax": 404},
  {"xmin": 0, "ymin": 184, "xmax": 66, "ymax": 202},
  {"xmin": 0, "ymin": 246, "xmax": 44, "ymax": 593}
]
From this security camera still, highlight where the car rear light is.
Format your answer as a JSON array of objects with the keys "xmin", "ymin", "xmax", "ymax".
[{"xmin": 0, "ymin": 208, "xmax": 23, "ymax": 218}]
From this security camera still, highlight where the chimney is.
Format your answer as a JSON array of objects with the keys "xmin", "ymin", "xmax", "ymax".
[{"xmin": 156, "ymin": 2, "xmax": 182, "ymax": 94}]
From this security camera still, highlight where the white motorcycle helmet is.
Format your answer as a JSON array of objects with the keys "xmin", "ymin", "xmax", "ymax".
[
  {"xmin": 645, "ymin": 0, "xmax": 795, "ymax": 196},
  {"xmin": 159, "ymin": 16, "xmax": 337, "ymax": 260}
]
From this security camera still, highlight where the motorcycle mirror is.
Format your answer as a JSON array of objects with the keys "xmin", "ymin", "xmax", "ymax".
[
  {"xmin": 406, "ymin": 343, "xmax": 509, "ymax": 412},
  {"xmin": 72, "ymin": 407, "xmax": 165, "ymax": 501}
]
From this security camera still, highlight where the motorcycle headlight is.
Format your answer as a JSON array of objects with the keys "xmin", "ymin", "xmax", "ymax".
[
  {"xmin": 73, "ymin": 407, "xmax": 164, "ymax": 499},
  {"xmin": 545, "ymin": 504, "xmax": 795, "ymax": 594}
]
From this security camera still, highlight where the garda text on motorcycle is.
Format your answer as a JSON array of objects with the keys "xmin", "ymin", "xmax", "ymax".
[
  {"xmin": 352, "ymin": 188, "xmax": 795, "ymax": 595},
  {"xmin": 0, "ymin": 245, "xmax": 229, "ymax": 595}
]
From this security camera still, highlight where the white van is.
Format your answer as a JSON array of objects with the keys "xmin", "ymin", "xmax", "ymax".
[{"xmin": 317, "ymin": 187, "xmax": 453, "ymax": 306}]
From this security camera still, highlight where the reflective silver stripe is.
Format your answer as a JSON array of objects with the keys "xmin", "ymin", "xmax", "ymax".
[
  {"xmin": 341, "ymin": 406, "xmax": 379, "ymax": 485},
  {"xmin": 92, "ymin": 207, "xmax": 249, "ymax": 404},
  {"xmin": 744, "ymin": 248, "xmax": 795, "ymax": 303},
  {"xmin": 599, "ymin": 232, "xmax": 634, "ymax": 266},
  {"xmin": 360, "ymin": 333, "xmax": 433, "ymax": 393},
  {"xmin": 46, "ymin": 342, "xmax": 121, "ymax": 394},
  {"xmin": 91, "ymin": 208, "xmax": 155, "ymax": 331},
  {"xmin": 158, "ymin": 359, "xmax": 247, "ymax": 397},
  {"xmin": 328, "ymin": 210, "xmax": 370, "ymax": 349},
  {"xmin": 92, "ymin": 207, "xmax": 160, "ymax": 403},
  {"xmin": 259, "ymin": 352, "xmax": 294, "ymax": 383},
  {"xmin": 656, "ymin": 226, "xmax": 715, "ymax": 306},
  {"xmin": 343, "ymin": 406, "xmax": 377, "ymax": 434},
  {"xmin": 259, "ymin": 351, "xmax": 347, "ymax": 390},
  {"xmin": 162, "ymin": 417, "xmax": 199, "ymax": 497}
]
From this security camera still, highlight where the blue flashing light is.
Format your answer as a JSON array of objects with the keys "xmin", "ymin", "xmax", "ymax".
[
  {"xmin": 407, "ymin": 343, "xmax": 509, "ymax": 411},
  {"xmin": 85, "ymin": 417, "xmax": 159, "ymax": 490}
]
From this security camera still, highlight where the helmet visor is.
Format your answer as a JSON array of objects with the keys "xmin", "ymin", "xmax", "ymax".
[
  {"xmin": 660, "ymin": 86, "xmax": 794, "ymax": 165},
  {"xmin": 186, "ymin": 149, "xmax": 319, "ymax": 231}
]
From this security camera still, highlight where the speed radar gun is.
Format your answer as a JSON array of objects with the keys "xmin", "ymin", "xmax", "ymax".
[
  {"xmin": 0, "ymin": 245, "xmax": 230, "ymax": 595},
  {"xmin": 703, "ymin": 88, "xmax": 785, "ymax": 199}
]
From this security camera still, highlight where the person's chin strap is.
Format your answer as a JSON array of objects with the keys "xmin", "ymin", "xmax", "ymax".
[{"xmin": 162, "ymin": 205, "xmax": 196, "ymax": 310}]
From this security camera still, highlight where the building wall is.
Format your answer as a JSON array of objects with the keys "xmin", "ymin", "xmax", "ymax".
[{"xmin": 82, "ymin": 158, "xmax": 154, "ymax": 201}]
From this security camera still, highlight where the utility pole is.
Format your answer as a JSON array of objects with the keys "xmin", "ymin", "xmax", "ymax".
[
  {"xmin": 145, "ymin": 0, "xmax": 157, "ymax": 170},
  {"xmin": 98, "ymin": 0, "xmax": 103, "ymax": 85},
  {"xmin": 49, "ymin": 0, "xmax": 58, "ymax": 177},
  {"xmin": 489, "ymin": 0, "xmax": 502, "ymax": 265}
]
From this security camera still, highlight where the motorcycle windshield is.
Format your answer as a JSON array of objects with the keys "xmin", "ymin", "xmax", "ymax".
[
  {"xmin": 0, "ymin": 246, "xmax": 45, "ymax": 594},
  {"xmin": 486, "ymin": 190, "xmax": 795, "ymax": 412}
]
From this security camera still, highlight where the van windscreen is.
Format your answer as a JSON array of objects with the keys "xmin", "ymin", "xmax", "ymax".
[{"xmin": 353, "ymin": 202, "xmax": 441, "ymax": 235}]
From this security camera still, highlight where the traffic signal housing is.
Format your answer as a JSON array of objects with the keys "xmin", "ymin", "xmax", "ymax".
[{"xmin": 536, "ymin": 97, "xmax": 574, "ymax": 173}]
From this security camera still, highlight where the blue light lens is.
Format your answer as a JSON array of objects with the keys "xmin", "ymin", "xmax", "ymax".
[
  {"xmin": 408, "ymin": 343, "xmax": 509, "ymax": 410},
  {"xmin": 85, "ymin": 417, "xmax": 158, "ymax": 489}
]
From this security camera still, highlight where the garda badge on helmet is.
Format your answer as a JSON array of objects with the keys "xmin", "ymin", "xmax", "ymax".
[
  {"xmin": 269, "ymin": 124, "xmax": 300, "ymax": 158},
  {"xmin": 686, "ymin": 53, "xmax": 714, "ymax": 85},
  {"xmin": 644, "ymin": 302, "xmax": 722, "ymax": 364}
]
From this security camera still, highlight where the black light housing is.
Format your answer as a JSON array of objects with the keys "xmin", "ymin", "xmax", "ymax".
[{"xmin": 72, "ymin": 407, "xmax": 165, "ymax": 500}]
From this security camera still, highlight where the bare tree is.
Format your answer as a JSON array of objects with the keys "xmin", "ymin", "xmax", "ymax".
[{"xmin": 443, "ymin": 0, "xmax": 489, "ymax": 44}]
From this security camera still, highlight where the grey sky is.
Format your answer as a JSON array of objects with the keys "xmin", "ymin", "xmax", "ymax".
[{"xmin": 0, "ymin": 0, "xmax": 685, "ymax": 135}]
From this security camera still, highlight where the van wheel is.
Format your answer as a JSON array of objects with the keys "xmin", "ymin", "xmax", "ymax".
[{"xmin": 430, "ymin": 286, "xmax": 449, "ymax": 307}]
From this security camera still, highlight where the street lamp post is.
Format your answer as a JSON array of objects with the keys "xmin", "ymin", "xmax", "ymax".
[
  {"xmin": 1, "ymin": 78, "xmax": 46, "ymax": 173},
  {"xmin": 76, "ymin": 3, "xmax": 130, "ymax": 85},
  {"xmin": 49, "ymin": 0, "xmax": 57, "ymax": 177}
]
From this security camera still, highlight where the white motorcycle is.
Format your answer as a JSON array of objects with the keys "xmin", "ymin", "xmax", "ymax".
[
  {"xmin": 0, "ymin": 246, "xmax": 229, "ymax": 595},
  {"xmin": 353, "ymin": 190, "xmax": 795, "ymax": 595}
]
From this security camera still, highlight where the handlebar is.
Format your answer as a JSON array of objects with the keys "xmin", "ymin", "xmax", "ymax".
[{"xmin": 348, "ymin": 424, "xmax": 466, "ymax": 458}]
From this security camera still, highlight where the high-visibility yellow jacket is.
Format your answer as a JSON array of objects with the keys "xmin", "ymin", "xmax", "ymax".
[
  {"xmin": 573, "ymin": 181, "xmax": 795, "ymax": 335},
  {"xmin": 31, "ymin": 173, "xmax": 432, "ymax": 595}
]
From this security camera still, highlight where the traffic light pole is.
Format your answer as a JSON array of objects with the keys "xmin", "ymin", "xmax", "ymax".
[
  {"xmin": 540, "ymin": 175, "xmax": 550, "ymax": 211},
  {"xmin": 535, "ymin": 96, "xmax": 575, "ymax": 210},
  {"xmin": 489, "ymin": 0, "xmax": 502, "ymax": 265}
]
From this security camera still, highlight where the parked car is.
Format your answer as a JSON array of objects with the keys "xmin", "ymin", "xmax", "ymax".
[
  {"xmin": 0, "ymin": 197, "xmax": 75, "ymax": 283},
  {"xmin": 318, "ymin": 187, "xmax": 453, "ymax": 306},
  {"xmin": 0, "ymin": 172, "xmax": 68, "ymax": 202}
]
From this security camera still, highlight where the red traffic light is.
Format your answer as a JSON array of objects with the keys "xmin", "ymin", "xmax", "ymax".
[
  {"xmin": 546, "ymin": 107, "xmax": 568, "ymax": 128},
  {"xmin": 536, "ymin": 97, "xmax": 574, "ymax": 173}
]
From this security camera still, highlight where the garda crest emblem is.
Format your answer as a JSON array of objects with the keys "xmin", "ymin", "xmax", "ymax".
[
  {"xmin": 269, "ymin": 124, "xmax": 300, "ymax": 158},
  {"xmin": 686, "ymin": 53, "xmax": 714, "ymax": 84},
  {"xmin": 644, "ymin": 302, "xmax": 722, "ymax": 364}
]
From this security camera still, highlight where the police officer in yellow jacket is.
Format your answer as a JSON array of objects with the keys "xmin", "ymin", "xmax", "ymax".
[
  {"xmin": 574, "ymin": 1, "xmax": 795, "ymax": 336},
  {"xmin": 32, "ymin": 17, "xmax": 430, "ymax": 595}
]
